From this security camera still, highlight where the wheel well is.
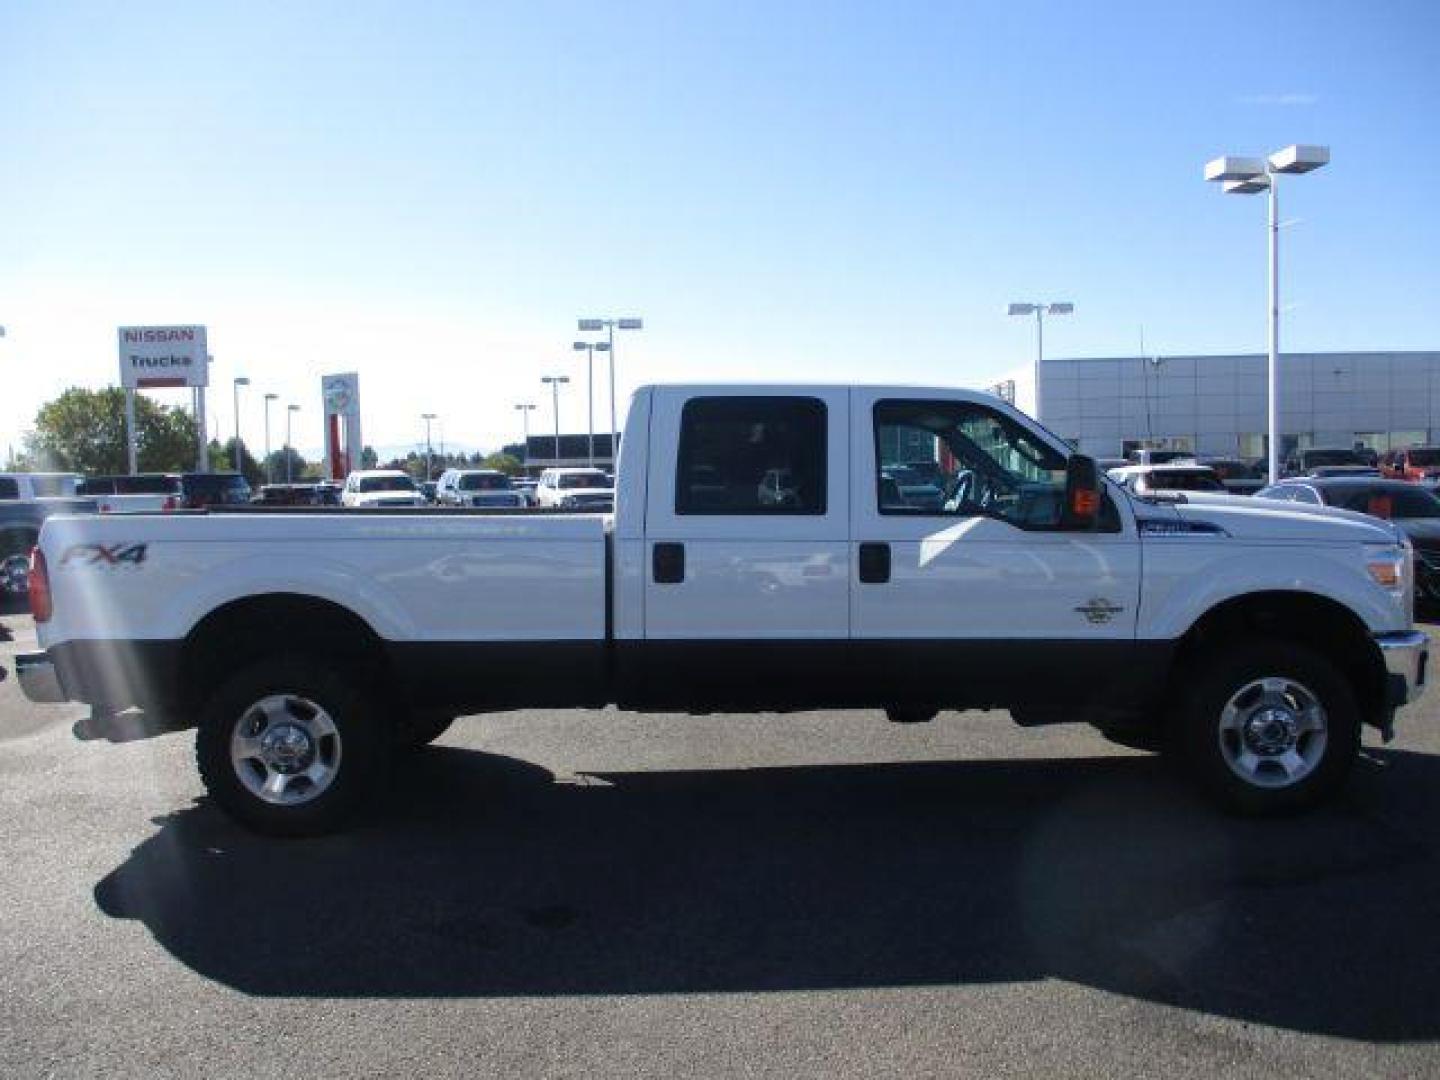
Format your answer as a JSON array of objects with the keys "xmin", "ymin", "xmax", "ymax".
[
  {"xmin": 1175, "ymin": 591, "xmax": 1388, "ymax": 725},
  {"xmin": 182, "ymin": 594, "xmax": 391, "ymax": 709}
]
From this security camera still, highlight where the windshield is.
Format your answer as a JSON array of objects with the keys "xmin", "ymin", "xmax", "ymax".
[
  {"xmin": 358, "ymin": 475, "xmax": 417, "ymax": 493},
  {"xmin": 558, "ymin": 472, "xmax": 610, "ymax": 489},
  {"xmin": 459, "ymin": 473, "xmax": 510, "ymax": 491}
]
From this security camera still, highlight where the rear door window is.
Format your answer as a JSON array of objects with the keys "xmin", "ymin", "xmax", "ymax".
[{"xmin": 675, "ymin": 396, "xmax": 827, "ymax": 515}]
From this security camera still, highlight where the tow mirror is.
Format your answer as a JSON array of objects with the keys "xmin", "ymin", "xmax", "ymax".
[{"xmin": 1063, "ymin": 454, "xmax": 1102, "ymax": 529}]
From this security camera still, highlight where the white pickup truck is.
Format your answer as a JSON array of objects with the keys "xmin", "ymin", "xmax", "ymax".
[{"xmin": 15, "ymin": 384, "xmax": 1430, "ymax": 834}]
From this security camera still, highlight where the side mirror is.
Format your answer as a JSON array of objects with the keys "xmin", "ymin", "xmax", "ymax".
[{"xmin": 1062, "ymin": 454, "xmax": 1102, "ymax": 529}]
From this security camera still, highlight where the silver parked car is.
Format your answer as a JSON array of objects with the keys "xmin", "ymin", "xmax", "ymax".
[{"xmin": 434, "ymin": 469, "xmax": 527, "ymax": 508}]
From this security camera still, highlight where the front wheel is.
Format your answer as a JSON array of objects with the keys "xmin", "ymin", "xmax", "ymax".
[
  {"xmin": 196, "ymin": 656, "xmax": 387, "ymax": 836},
  {"xmin": 1179, "ymin": 638, "xmax": 1359, "ymax": 815}
]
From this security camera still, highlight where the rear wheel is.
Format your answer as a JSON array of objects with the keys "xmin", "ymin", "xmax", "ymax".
[
  {"xmin": 196, "ymin": 656, "xmax": 386, "ymax": 836},
  {"xmin": 1179, "ymin": 638, "xmax": 1359, "ymax": 815}
]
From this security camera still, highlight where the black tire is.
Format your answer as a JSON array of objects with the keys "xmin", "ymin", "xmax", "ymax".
[
  {"xmin": 1178, "ymin": 637, "xmax": 1359, "ymax": 816},
  {"xmin": 393, "ymin": 711, "xmax": 456, "ymax": 751},
  {"xmin": 196, "ymin": 655, "xmax": 388, "ymax": 836}
]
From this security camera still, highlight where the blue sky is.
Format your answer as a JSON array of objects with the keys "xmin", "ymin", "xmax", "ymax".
[{"xmin": 2, "ymin": 0, "xmax": 1437, "ymax": 457}]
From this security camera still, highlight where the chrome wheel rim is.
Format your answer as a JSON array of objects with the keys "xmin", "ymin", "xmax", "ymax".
[
  {"xmin": 1217, "ymin": 676, "xmax": 1327, "ymax": 789},
  {"xmin": 230, "ymin": 694, "xmax": 342, "ymax": 806}
]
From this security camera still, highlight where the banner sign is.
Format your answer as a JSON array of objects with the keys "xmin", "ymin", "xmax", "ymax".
[{"xmin": 118, "ymin": 325, "xmax": 208, "ymax": 389}]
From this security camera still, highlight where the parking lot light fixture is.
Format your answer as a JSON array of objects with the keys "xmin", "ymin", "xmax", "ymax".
[
  {"xmin": 1007, "ymin": 302, "xmax": 1073, "ymax": 420},
  {"xmin": 232, "ymin": 377, "xmax": 250, "ymax": 478},
  {"xmin": 1205, "ymin": 143, "xmax": 1330, "ymax": 484},
  {"xmin": 421, "ymin": 413, "xmax": 438, "ymax": 482},
  {"xmin": 286, "ymin": 404, "xmax": 300, "ymax": 483},
  {"xmin": 514, "ymin": 403, "xmax": 536, "ymax": 469},
  {"xmin": 573, "ymin": 342, "xmax": 598, "ymax": 467},
  {"xmin": 263, "ymin": 393, "xmax": 278, "ymax": 484},
  {"xmin": 577, "ymin": 316, "xmax": 643, "ymax": 459},
  {"xmin": 542, "ymin": 375, "xmax": 570, "ymax": 464}
]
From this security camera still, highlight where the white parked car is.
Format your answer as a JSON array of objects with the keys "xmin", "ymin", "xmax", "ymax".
[
  {"xmin": 1107, "ymin": 463, "xmax": 1227, "ymax": 497},
  {"xmin": 340, "ymin": 470, "xmax": 425, "ymax": 508},
  {"xmin": 434, "ymin": 469, "xmax": 526, "ymax": 508},
  {"xmin": 0, "ymin": 472, "xmax": 81, "ymax": 500},
  {"xmin": 16, "ymin": 381, "xmax": 1429, "ymax": 835},
  {"xmin": 535, "ymin": 467, "xmax": 613, "ymax": 511}
]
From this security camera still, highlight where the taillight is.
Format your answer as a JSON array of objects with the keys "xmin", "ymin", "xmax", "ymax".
[{"xmin": 28, "ymin": 547, "xmax": 52, "ymax": 623}]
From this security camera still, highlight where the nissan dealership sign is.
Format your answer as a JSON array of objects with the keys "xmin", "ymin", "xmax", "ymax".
[{"xmin": 117, "ymin": 325, "xmax": 209, "ymax": 388}]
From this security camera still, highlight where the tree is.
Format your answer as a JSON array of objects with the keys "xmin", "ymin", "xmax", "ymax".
[
  {"xmin": 263, "ymin": 447, "xmax": 311, "ymax": 483},
  {"xmin": 25, "ymin": 387, "xmax": 197, "ymax": 475},
  {"xmin": 482, "ymin": 452, "xmax": 522, "ymax": 476},
  {"xmin": 360, "ymin": 445, "xmax": 379, "ymax": 470}
]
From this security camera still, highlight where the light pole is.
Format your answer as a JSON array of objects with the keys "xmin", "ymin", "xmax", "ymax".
[
  {"xmin": 1205, "ymin": 144, "xmax": 1330, "ymax": 484},
  {"xmin": 514, "ymin": 402, "xmax": 536, "ymax": 470},
  {"xmin": 285, "ymin": 404, "xmax": 300, "ymax": 483},
  {"xmin": 421, "ymin": 413, "xmax": 437, "ymax": 481},
  {"xmin": 1006, "ymin": 302, "xmax": 1073, "ymax": 421},
  {"xmin": 541, "ymin": 375, "xmax": 569, "ymax": 464},
  {"xmin": 263, "ymin": 393, "xmax": 278, "ymax": 484},
  {"xmin": 571, "ymin": 341, "xmax": 611, "ymax": 467},
  {"xmin": 577, "ymin": 316, "xmax": 642, "ymax": 462},
  {"xmin": 232, "ymin": 376, "xmax": 250, "ymax": 477}
]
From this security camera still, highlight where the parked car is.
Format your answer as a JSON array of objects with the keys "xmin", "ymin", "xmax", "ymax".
[
  {"xmin": 1381, "ymin": 445, "xmax": 1440, "ymax": 482},
  {"xmin": 180, "ymin": 473, "xmax": 252, "ymax": 509},
  {"xmin": 435, "ymin": 469, "xmax": 527, "ymax": 508},
  {"xmin": 1106, "ymin": 464, "xmax": 1226, "ymax": 496},
  {"xmin": 253, "ymin": 483, "xmax": 322, "ymax": 506},
  {"xmin": 419, "ymin": 481, "xmax": 438, "ymax": 504},
  {"xmin": 16, "ymin": 381, "xmax": 1429, "ymax": 836},
  {"xmin": 1192, "ymin": 457, "xmax": 1266, "ymax": 495},
  {"xmin": 1283, "ymin": 447, "xmax": 1369, "ymax": 477},
  {"xmin": 1124, "ymin": 449, "xmax": 1193, "ymax": 466},
  {"xmin": 0, "ymin": 496, "xmax": 99, "ymax": 560},
  {"xmin": 0, "ymin": 553, "xmax": 29, "ymax": 599},
  {"xmin": 0, "ymin": 473, "xmax": 81, "ymax": 500},
  {"xmin": 534, "ymin": 467, "xmax": 613, "ymax": 511},
  {"xmin": 512, "ymin": 479, "xmax": 539, "ymax": 507},
  {"xmin": 314, "ymin": 482, "xmax": 343, "ymax": 506},
  {"xmin": 1256, "ymin": 476, "xmax": 1440, "ymax": 602},
  {"xmin": 79, "ymin": 473, "xmax": 181, "ymax": 513},
  {"xmin": 340, "ymin": 470, "xmax": 425, "ymax": 508}
]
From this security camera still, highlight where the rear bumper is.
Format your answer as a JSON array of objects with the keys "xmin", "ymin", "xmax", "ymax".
[
  {"xmin": 16, "ymin": 651, "xmax": 66, "ymax": 704},
  {"xmin": 1377, "ymin": 631, "xmax": 1429, "ymax": 707}
]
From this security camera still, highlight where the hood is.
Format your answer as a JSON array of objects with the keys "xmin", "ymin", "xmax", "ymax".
[{"xmin": 1132, "ymin": 490, "xmax": 1401, "ymax": 545}]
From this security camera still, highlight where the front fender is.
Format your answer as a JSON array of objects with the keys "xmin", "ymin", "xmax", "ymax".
[{"xmin": 1138, "ymin": 542, "xmax": 1403, "ymax": 640}]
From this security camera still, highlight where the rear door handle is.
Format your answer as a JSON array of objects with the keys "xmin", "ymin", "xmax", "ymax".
[
  {"xmin": 858, "ymin": 542, "xmax": 891, "ymax": 584},
  {"xmin": 653, "ymin": 542, "xmax": 685, "ymax": 584}
]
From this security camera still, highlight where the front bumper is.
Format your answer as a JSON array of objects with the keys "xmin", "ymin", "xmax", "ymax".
[
  {"xmin": 15, "ymin": 651, "xmax": 66, "ymax": 704},
  {"xmin": 1377, "ymin": 631, "xmax": 1429, "ymax": 707}
]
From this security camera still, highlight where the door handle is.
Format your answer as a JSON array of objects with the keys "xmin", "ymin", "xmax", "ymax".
[
  {"xmin": 653, "ymin": 542, "xmax": 685, "ymax": 584},
  {"xmin": 858, "ymin": 542, "xmax": 891, "ymax": 584}
]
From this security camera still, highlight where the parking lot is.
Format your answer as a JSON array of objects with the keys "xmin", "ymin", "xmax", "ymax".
[{"xmin": 0, "ymin": 611, "xmax": 1435, "ymax": 1078}]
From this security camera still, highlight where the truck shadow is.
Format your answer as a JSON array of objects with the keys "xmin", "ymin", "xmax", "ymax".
[{"xmin": 93, "ymin": 745, "xmax": 1440, "ymax": 1040}]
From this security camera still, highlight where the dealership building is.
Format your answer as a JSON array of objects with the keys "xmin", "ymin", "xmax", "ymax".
[{"xmin": 986, "ymin": 350, "xmax": 1440, "ymax": 461}]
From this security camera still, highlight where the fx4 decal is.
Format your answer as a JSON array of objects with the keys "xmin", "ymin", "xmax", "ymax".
[{"xmin": 60, "ymin": 543, "xmax": 149, "ymax": 568}]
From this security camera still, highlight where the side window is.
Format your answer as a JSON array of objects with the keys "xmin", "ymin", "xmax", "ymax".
[
  {"xmin": 675, "ymin": 396, "xmax": 827, "ymax": 515},
  {"xmin": 1294, "ymin": 487, "xmax": 1323, "ymax": 505},
  {"xmin": 874, "ymin": 399, "xmax": 1068, "ymax": 529},
  {"xmin": 0, "ymin": 478, "xmax": 18, "ymax": 499}
]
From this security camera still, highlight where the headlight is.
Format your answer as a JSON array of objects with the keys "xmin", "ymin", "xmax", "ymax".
[{"xmin": 1365, "ymin": 542, "xmax": 1409, "ymax": 600}]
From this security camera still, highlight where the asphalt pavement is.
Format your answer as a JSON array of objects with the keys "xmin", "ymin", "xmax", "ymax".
[{"xmin": 2, "ymin": 610, "xmax": 1439, "ymax": 1078}]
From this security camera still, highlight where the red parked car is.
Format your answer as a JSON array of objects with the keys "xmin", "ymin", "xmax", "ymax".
[{"xmin": 1383, "ymin": 446, "xmax": 1440, "ymax": 482}]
